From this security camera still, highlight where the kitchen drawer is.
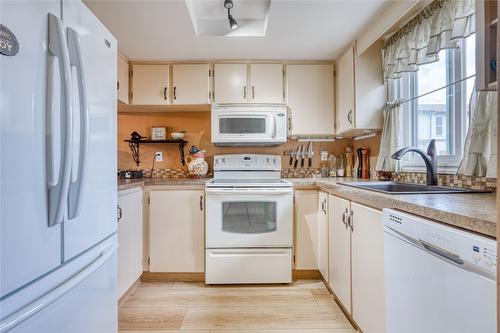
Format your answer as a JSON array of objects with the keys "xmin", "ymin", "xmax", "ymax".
[{"xmin": 205, "ymin": 248, "xmax": 292, "ymax": 284}]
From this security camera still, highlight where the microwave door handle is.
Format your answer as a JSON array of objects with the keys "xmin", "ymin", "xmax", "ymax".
[{"xmin": 272, "ymin": 115, "xmax": 277, "ymax": 139}]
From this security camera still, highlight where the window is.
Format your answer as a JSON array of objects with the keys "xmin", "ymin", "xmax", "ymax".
[{"xmin": 388, "ymin": 34, "xmax": 476, "ymax": 171}]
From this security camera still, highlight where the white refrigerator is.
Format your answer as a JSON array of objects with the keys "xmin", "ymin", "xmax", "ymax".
[{"xmin": 1, "ymin": 1, "xmax": 118, "ymax": 332}]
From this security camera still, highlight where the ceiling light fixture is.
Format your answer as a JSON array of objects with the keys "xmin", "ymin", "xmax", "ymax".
[{"xmin": 224, "ymin": 0, "xmax": 238, "ymax": 30}]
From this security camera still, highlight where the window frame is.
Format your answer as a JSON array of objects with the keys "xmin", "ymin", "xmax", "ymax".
[{"xmin": 388, "ymin": 40, "xmax": 473, "ymax": 173}]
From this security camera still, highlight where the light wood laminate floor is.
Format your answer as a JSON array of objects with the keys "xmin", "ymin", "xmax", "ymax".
[{"xmin": 119, "ymin": 280, "xmax": 356, "ymax": 333}]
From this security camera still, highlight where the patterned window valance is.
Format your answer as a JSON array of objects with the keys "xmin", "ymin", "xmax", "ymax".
[{"xmin": 382, "ymin": 0, "xmax": 475, "ymax": 81}]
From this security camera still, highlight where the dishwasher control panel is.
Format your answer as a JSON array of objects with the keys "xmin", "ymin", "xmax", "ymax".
[{"xmin": 384, "ymin": 209, "xmax": 497, "ymax": 276}]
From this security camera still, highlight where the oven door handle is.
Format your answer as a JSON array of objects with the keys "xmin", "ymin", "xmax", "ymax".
[{"xmin": 205, "ymin": 188, "xmax": 292, "ymax": 195}]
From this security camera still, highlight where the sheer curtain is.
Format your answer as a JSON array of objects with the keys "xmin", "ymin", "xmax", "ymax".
[
  {"xmin": 378, "ymin": 0, "xmax": 484, "ymax": 174},
  {"xmin": 458, "ymin": 91, "xmax": 498, "ymax": 177},
  {"xmin": 382, "ymin": 0, "xmax": 475, "ymax": 81},
  {"xmin": 375, "ymin": 102, "xmax": 402, "ymax": 172}
]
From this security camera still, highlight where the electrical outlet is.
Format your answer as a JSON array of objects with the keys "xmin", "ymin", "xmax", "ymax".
[{"xmin": 155, "ymin": 152, "xmax": 163, "ymax": 162}]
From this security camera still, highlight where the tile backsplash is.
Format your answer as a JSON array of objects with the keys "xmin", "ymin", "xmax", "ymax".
[{"xmin": 378, "ymin": 171, "xmax": 497, "ymax": 192}]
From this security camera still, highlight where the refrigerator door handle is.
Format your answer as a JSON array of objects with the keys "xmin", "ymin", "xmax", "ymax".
[
  {"xmin": 46, "ymin": 14, "xmax": 73, "ymax": 227},
  {"xmin": 66, "ymin": 27, "xmax": 89, "ymax": 220},
  {"xmin": 0, "ymin": 242, "xmax": 117, "ymax": 333}
]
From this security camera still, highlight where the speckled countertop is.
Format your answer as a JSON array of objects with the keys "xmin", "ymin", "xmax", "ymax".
[
  {"xmin": 118, "ymin": 177, "xmax": 497, "ymax": 238},
  {"xmin": 118, "ymin": 177, "xmax": 210, "ymax": 191},
  {"xmin": 290, "ymin": 177, "xmax": 497, "ymax": 238}
]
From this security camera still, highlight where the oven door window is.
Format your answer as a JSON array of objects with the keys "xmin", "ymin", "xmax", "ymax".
[
  {"xmin": 219, "ymin": 117, "xmax": 267, "ymax": 134},
  {"xmin": 222, "ymin": 201, "xmax": 277, "ymax": 234}
]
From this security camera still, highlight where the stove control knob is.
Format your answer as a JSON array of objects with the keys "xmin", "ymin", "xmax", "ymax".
[
  {"xmin": 266, "ymin": 158, "xmax": 270, "ymax": 164},
  {"xmin": 272, "ymin": 158, "xmax": 278, "ymax": 165}
]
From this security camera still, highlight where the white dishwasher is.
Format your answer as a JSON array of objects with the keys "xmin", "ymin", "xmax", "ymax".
[{"xmin": 383, "ymin": 209, "xmax": 497, "ymax": 333}]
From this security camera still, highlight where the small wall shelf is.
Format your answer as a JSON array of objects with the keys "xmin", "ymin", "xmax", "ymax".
[{"xmin": 124, "ymin": 139, "xmax": 188, "ymax": 166}]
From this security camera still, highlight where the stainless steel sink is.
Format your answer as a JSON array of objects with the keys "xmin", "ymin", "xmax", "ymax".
[{"xmin": 338, "ymin": 181, "xmax": 489, "ymax": 194}]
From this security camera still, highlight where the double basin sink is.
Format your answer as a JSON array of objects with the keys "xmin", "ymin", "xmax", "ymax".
[{"xmin": 339, "ymin": 181, "xmax": 488, "ymax": 195}]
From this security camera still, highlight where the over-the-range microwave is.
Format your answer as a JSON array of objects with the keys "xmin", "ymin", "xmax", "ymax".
[{"xmin": 211, "ymin": 104, "xmax": 288, "ymax": 146}]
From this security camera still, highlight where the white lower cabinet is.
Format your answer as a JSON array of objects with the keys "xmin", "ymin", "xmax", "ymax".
[
  {"xmin": 317, "ymin": 191, "xmax": 329, "ymax": 281},
  {"xmin": 117, "ymin": 188, "xmax": 143, "ymax": 298},
  {"xmin": 328, "ymin": 195, "xmax": 352, "ymax": 313},
  {"xmin": 294, "ymin": 190, "xmax": 319, "ymax": 269},
  {"xmin": 351, "ymin": 202, "xmax": 385, "ymax": 333},
  {"xmin": 328, "ymin": 194, "xmax": 385, "ymax": 333},
  {"xmin": 149, "ymin": 190, "xmax": 205, "ymax": 272}
]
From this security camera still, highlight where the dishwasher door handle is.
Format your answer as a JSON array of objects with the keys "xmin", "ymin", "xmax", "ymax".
[{"xmin": 420, "ymin": 240, "xmax": 464, "ymax": 265}]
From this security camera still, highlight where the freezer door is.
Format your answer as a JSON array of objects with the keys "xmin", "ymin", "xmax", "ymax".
[
  {"xmin": 1, "ymin": 240, "xmax": 118, "ymax": 333},
  {"xmin": 0, "ymin": 1, "xmax": 63, "ymax": 297},
  {"xmin": 62, "ymin": 0, "xmax": 118, "ymax": 260}
]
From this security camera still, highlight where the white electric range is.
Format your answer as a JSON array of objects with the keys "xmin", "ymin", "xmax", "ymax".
[{"xmin": 205, "ymin": 154, "xmax": 293, "ymax": 284}]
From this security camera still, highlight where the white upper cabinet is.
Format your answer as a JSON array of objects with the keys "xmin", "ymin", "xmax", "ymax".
[
  {"xmin": 337, "ymin": 46, "xmax": 355, "ymax": 133},
  {"xmin": 131, "ymin": 64, "xmax": 170, "ymax": 105},
  {"xmin": 117, "ymin": 55, "xmax": 129, "ymax": 104},
  {"xmin": 336, "ymin": 42, "xmax": 385, "ymax": 135},
  {"xmin": 213, "ymin": 64, "xmax": 248, "ymax": 104},
  {"xmin": 286, "ymin": 64, "xmax": 335, "ymax": 137},
  {"xmin": 172, "ymin": 64, "xmax": 210, "ymax": 104},
  {"xmin": 249, "ymin": 64, "xmax": 284, "ymax": 103}
]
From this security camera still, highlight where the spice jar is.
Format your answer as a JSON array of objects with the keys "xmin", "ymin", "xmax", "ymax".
[
  {"xmin": 328, "ymin": 154, "xmax": 337, "ymax": 177},
  {"xmin": 336, "ymin": 154, "xmax": 345, "ymax": 177},
  {"xmin": 345, "ymin": 147, "xmax": 353, "ymax": 177}
]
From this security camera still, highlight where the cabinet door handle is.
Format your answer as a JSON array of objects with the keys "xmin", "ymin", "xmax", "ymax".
[
  {"xmin": 348, "ymin": 210, "xmax": 354, "ymax": 231},
  {"xmin": 163, "ymin": 87, "xmax": 167, "ymax": 100},
  {"xmin": 117, "ymin": 204, "xmax": 122, "ymax": 223},
  {"xmin": 200, "ymin": 195, "xmax": 204, "ymax": 211},
  {"xmin": 321, "ymin": 199, "xmax": 327, "ymax": 214},
  {"xmin": 173, "ymin": 86, "xmax": 177, "ymax": 100},
  {"xmin": 243, "ymin": 86, "xmax": 247, "ymax": 99},
  {"xmin": 347, "ymin": 110, "xmax": 353, "ymax": 124},
  {"xmin": 252, "ymin": 85, "xmax": 255, "ymax": 99},
  {"xmin": 342, "ymin": 208, "xmax": 349, "ymax": 228},
  {"xmin": 117, "ymin": 80, "xmax": 120, "ymax": 91}
]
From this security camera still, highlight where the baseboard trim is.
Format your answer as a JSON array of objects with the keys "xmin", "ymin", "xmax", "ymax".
[
  {"xmin": 292, "ymin": 269, "xmax": 321, "ymax": 279},
  {"xmin": 141, "ymin": 272, "xmax": 205, "ymax": 282},
  {"xmin": 140, "ymin": 270, "xmax": 320, "ymax": 283},
  {"xmin": 118, "ymin": 277, "xmax": 141, "ymax": 307}
]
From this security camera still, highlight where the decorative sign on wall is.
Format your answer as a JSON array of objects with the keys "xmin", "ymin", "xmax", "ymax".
[{"xmin": 0, "ymin": 24, "xmax": 19, "ymax": 56}]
